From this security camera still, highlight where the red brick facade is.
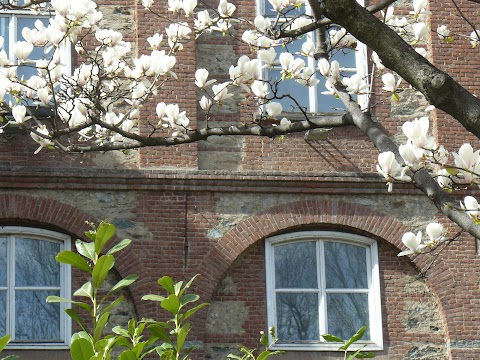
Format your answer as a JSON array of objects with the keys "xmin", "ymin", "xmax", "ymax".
[{"xmin": 1, "ymin": 0, "xmax": 480, "ymax": 359}]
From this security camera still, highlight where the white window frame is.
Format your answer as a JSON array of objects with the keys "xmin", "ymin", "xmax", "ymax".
[
  {"xmin": 265, "ymin": 231, "xmax": 383, "ymax": 351},
  {"xmin": 0, "ymin": 227, "xmax": 71, "ymax": 349},
  {"xmin": 256, "ymin": 0, "xmax": 368, "ymax": 113},
  {"xmin": 0, "ymin": 6, "xmax": 72, "ymax": 76}
]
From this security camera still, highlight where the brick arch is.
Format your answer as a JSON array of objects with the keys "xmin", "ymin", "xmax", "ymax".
[
  {"xmin": 0, "ymin": 193, "xmax": 145, "ymax": 310},
  {"xmin": 194, "ymin": 198, "xmax": 454, "ymax": 336}
]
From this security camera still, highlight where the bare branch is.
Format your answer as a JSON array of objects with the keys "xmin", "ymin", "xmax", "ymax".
[{"xmin": 62, "ymin": 114, "xmax": 354, "ymax": 152}]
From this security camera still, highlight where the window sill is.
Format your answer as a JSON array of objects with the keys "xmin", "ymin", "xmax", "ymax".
[
  {"xmin": 6, "ymin": 343, "xmax": 70, "ymax": 350},
  {"xmin": 270, "ymin": 342, "xmax": 383, "ymax": 352}
]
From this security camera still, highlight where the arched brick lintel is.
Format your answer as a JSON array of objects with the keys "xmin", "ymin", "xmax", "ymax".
[
  {"xmin": 0, "ymin": 193, "xmax": 145, "ymax": 308},
  {"xmin": 194, "ymin": 198, "xmax": 454, "ymax": 333}
]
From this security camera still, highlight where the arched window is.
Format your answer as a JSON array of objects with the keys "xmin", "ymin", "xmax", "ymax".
[
  {"xmin": 265, "ymin": 231, "xmax": 382, "ymax": 351},
  {"xmin": 0, "ymin": 227, "xmax": 71, "ymax": 348}
]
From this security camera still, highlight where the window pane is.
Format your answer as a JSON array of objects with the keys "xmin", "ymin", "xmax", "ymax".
[
  {"xmin": 0, "ymin": 237, "xmax": 6, "ymax": 286},
  {"xmin": 0, "ymin": 16, "xmax": 8, "ymax": 55},
  {"xmin": 276, "ymin": 292, "xmax": 318, "ymax": 341},
  {"xmin": 15, "ymin": 237, "xmax": 60, "ymax": 287},
  {"xmin": 324, "ymin": 242, "xmax": 367, "ymax": 289},
  {"xmin": 0, "ymin": 291, "xmax": 5, "ymax": 336},
  {"xmin": 269, "ymin": 69, "xmax": 309, "ymax": 111},
  {"xmin": 15, "ymin": 290, "xmax": 60, "ymax": 341},
  {"xmin": 330, "ymin": 49, "xmax": 357, "ymax": 70},
  {"xmin": 326, "ymin": 293, "xmax": 370, "ymax": 340},
  {"xmin": 275, "ymin": 241, "xmax": 317, "ymax": 288}
]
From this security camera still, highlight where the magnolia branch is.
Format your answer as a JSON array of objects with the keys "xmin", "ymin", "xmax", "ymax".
[
  {"xmin": 322, "ymin": 0, "xmax": 480, "ymax": 139},
  {"xmin": 59, "ymin": 114, "xmax": 353, "ymax": 152},
  {"xmin": 331, "ymin": 80, "xmax": 480, "ymax": 240}
]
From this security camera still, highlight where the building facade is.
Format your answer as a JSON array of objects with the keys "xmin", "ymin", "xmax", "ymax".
[{"xmin": 1, "ymin": 0, "xmax": 480, "ymax": 359}]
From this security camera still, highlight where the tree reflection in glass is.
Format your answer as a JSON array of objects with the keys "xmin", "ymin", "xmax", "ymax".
[
  {"xmin": 276, "ymin": 293, "xmax": 319, "ymax": 341},
  {"xmin": 274, "ymin": 241, "xmax": 317, "ymax": 289},
  {"xmin": 327, "ymin": 293, "xmax": 370, "ymax": 340}
]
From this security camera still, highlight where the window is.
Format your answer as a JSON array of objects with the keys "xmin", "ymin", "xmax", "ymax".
[
  {"xmin": 265, "ymin": 231, "xmax": 382, "ymax": 351},
  {"xmin": 257, "ymin": 0, "xmax": 367, "ymax": 113},
  {"xmin": 0, "ymin": 227, "xmax": 71, "ymax": 348},
  {"xmin": 0, "ymin": 3, "xmax": 71, "ymax": 101}
]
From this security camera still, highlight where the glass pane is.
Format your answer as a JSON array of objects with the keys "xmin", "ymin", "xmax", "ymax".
[
  {"xmin": 15, "ymin": 290, "xmax": 61, "ymax": 341},
  {"xmin": 325, "ymin": 242, "xmax": 367, "ymax": 289},
  {"xmin": 0, "ymin": 237, "xmax": 6, "ymax": 286},
  {"xmin": 330, "ymin": 48, "xmax": 357, "ymax": 70},
  {"xmin": 269, "ymin": 69, "xmax": 309, "ymax": 111},
  {"xmin": 15, "ymin": 237, "xmax": 60, "ymax": 287},
  {"xmin": 276, "ymin": 292, "xmax": 318, "ymax": 341},
  {"xmin": 17, "ymin": 17, "xmax": 52, "ymax": 60},
  {"xmin": 0, "ymin": 16, "xmax": 8, "ymax": 55},
  {"xmin": 16, "ymin": 65, "xmax": 39, "ymax": 81},
  {"xmin": 326, "ymin": 293, "xmax": 370, "ymax": 340},
  {"xmin": 274, "ymin": 37, "xmax": 304, "ymax": 57},
  {"xmin": 0, "ymin": 291, "xmax": 5, "ymax": 336},
  {"xmin": 275, "ymin": 241, "xmax": 317, "ymax": 289}
]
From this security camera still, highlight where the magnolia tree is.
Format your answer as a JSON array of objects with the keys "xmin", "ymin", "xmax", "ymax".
[{"xmin": 1, "ymin": 0, "xmax": 480, "ymax": 257}]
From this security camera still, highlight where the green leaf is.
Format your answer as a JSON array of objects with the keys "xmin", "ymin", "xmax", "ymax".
[
  {"xmin": 47, "ymin": 296, "xmax": 92, "ymax": 311},
  {"xmin": 128, "ymin": 319, "xmax": 136, "ymax": 337},
  {"xmin": 180, "ymin": 302, "xmax": 209, "ymax": 323},
  {"xmin": 112, "ymin": 326, "xmax": 129, "ymax": 337},
  {"xmin": 102, "ymin": 296, "xmax": 124, "ymax": 314},
  {"xmin": 147, "ymin": 324, "xmax": 172, "ymax": 343},
  {"xmin": 391, "ymin": 92, "xmax": 399, "ymax": 102},
  {"xmin": 173, "ymin": 281, "xmax": 183, "ymax": 296},
  {"xmin": 65, "ymin": 308, "xmax": 88, "ymax": 332},
  {"xmin": 119, "ymin": 350, "xmax": 138, "ymax": 360},
  {"xmin": 160, "ymin": 294, "xmax": 180, "ymax": 315},
  {"xmin": 445, "ymin": 167, "xmax": 459, "ymax": 176},
  {"xmin": 95, "ymin": 222, "xmax": 116, "ymax": 254},
  {"xmin": 141, "ymin": 294, "xmax": 166, "ymax": 302},
  {"xmin": 340, "ymin": 326, "xmax": 366, "ymax": 351},
  {"xmin": 55, "ymin": 250, "xmax": 91, "ymax": 272},
  {"xmin": 176, "ymin": 322, "xmax": 190, "ymax": 353},
  {"xmin": 93, "ymin": 312, "xmax": 110, "ymax": 344},
  {"xmin": 180, "ymin": 294, "xmax": 199, "ymax": 306},
  {"xmin": 157, "ymin": 276, "xmax": 175, "ymax": 294},
  {"xmin": 92, "ymin": 255, "xmax": 115, "ymax": 289},
  {"xmin": 106, "ymin": 239, "xmax": 132, "ymax": 255},
  {"xmin": 321, "ymin": 334, "xmax": 344, "ymax": 343},
  {"xmin": 108, "ymin": 274, "xmax": 138, "ymax": 296},
  {"xmin": 74, "ymin": 281, "xmax": 94, "ymax": 300},
  {"xmin": 70, "ymin": 338, "xmax": 95, "ymax": 360},
  {"xmin": 76, "ymin": 240, "xmax": 96, "ymax": 261},
  {"xmin": 0, "ymin": 334, "xmax": 10, "ymax": 352}
]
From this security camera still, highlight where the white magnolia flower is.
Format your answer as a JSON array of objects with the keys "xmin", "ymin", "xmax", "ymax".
[
  {"xmin": 218, "ymin": 0, "xmax": 236, "ymax": 17},
  {"xmin": 402, "ymin": 117, "xmax": 435, "ymax": 149},
  {"xmin": 425, "ymin": 222, "xmax": 444, "ymax": 245},
  {"xmin": 31, "ymin": 125, "xmax": 53, "ymax": 154},
  {"xmin": 265, "ymin": 102, "xmax": 282, "ymax": 118},
  {"xmin": 382, "ymin": 73, "xmax": 402, "ymax": 93},
  {"xmin": 415, "ymin": 47, "xmax": 428, "ymax": 58},
  {"xmin": 412, "ymin": 22, "xmax": 428, "ymax": 41},
  {"xmin": 195, "ymin": 69, "xmax": 215, "ymax": 88},
  {"xmin": 437, "ymin": 25, "xmax": 451, "ymax": 40},
  {"xmin": 436, "ymin": 168, "xmax": 452, "ymax": 189},
  {"xmin": 147, "ymin": 33, "xmax": 163, "ymax": 48},
  {"xmin": 300, "ymin": 40, "xmax": 315, "ymax": 57},
  {"xmin": 470, "ymin": 31, "xmax": 480, "ymax": 48},
  {"xmin": 279, "ymin": 52, "xmax": 305, "ymax": 78},
  {"xmin": 343, "ymin": 74, "xmax": 367, "ymax": 94},
  {"xmin": 13, "ymin": 41, "xmax": 34, "ymax": 61},
  {"xmin": 453, "ymin": 143, "xmax": 480, "ymax": 183},
  {"xmin": 280, "ymin": 117, "xmax": 291, "ymax": 127},
  {"xmin": 462, "ymin": 196, "xmax": 480, "ymax": 220},
  {"xmin": 182, "ymin": 0, "xmax": 197, "ymax": 16},
  {"xmin": 142, "ymin": 0, "xmax": 154, "ymax": 8},
  {"xmin": 194, "ymin": 10, "xmax": 213, "ymax": 31},
  {"xmin": 398, "ymin": 231, "xmax": 425, "ymax": 256},
  {"xmin": 254, "ymin": 15, "xmax": 271, "ymax": 33},
  {"xmin": 251, "ymin": 80, "xmax": 268, "ymax": 98},
  {"xmin": 212, "ymin": 82, "xmax": 233, "ymax": 103},
  {"xmin": 371, "ymin": 52, "xmax": 384, "ymax": 70},
  {"xmin": 258, "ymin": 48, "xmax": 276, "ymax": 67},
  {"xmin": 199, "ymin": 96, "xmax": 212, "ymax": 111},
  {"xmin": 317, "ymin": 58, "xmax": 330, "ymax": 77},
  {"xmin": 12, "ymin": 105, "xmax": 28, "ymax": 124},
  {"xmin": 376, "ymin": 151, "xmax": 411, "ymax": 192}
]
